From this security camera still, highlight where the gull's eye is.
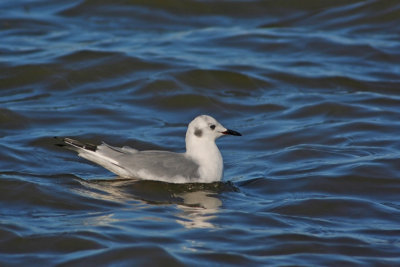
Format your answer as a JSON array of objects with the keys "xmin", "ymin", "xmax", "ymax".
[{"xmin": 210, "ymin": 124, "xmax": 216, "ymax": 130}]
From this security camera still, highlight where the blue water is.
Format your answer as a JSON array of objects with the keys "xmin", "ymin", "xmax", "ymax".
[{"xmin": 1, "ymin": 0, "xmax": 400, "ymax": 265}]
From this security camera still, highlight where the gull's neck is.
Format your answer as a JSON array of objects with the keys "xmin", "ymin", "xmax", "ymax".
[{"xmin": 185, "ymin": 135, "xmax": 223, "ymax": 182}]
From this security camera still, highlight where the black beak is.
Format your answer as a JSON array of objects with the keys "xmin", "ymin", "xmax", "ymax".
[{"xmin": 222, "ymin": 129, "xmax": 242, "ymax": 136}]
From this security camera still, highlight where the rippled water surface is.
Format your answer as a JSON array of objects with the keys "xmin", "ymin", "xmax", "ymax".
[{"xmin": 1, "ymin": 0, "xmax": 400, "ymax": 266}]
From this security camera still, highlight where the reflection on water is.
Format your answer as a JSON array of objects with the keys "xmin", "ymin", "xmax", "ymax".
[
  {"xmin": 176, "ymin": 191, "xmax": 222, "ymax": 229},
  {"xmin": 75, "ymin": 178, "xmax": 135, "ymax": 203},
  {"xmin": 76, "ymin": 178, "xmax": 225, "ymax": 229}
]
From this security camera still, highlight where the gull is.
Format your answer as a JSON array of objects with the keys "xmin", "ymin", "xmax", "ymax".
[{"xmin": 60, "ymin": 115, "xmax": 241, "ymax": 183}]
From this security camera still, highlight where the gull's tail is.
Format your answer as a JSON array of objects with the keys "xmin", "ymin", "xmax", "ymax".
[
  {"xmin": 59, "ymin": 137, "xmax": 98, "ymax": 152},
  {"xmin": 55, "ymin": 137, "xmax": 136, "ymax": 177}
]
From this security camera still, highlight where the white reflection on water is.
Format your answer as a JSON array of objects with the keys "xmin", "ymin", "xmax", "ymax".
[
  {"xmin": 72, "ymin": 178, "xmax": 222, "ymax": 229},
  {"xmin": 175, "ymin": 191, "xmax": 222, "ymax": 229},
  {"xmin": 73, "ymin": 178, "xmax": 133, "ymax": 203}
]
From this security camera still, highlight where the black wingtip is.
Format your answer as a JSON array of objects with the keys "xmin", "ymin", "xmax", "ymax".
[
  {"xmin": 56, "ymin": 137, "xmax": 98, "ymax": 152},
  {"xmin": 83, "ymin": 143, "xmax": 97, "ymax": 152}
]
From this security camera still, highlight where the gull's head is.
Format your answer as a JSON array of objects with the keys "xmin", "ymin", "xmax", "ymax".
[{"xmin": 186, "ymin": 115, "xmax": 241, "ymax": 143}]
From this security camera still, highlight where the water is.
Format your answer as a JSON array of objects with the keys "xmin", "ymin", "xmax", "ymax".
[{"xmin": 1, "ymin": 0, "xmax": 400, "ymax": 265}]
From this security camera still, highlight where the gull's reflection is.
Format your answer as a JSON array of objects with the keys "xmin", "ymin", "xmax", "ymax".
[
  {"xmin": 73, "ymin": 178, "xmax": 133, "ymax": 202},
  {"xmin": 73, "ymin": 178, "xmax": 233, "ymax": 229},
  {"xmin": 175, "ymin": 191, "xmax": 222, "ymax": 229}
]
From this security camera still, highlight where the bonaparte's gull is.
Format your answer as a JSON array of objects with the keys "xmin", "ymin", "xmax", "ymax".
[{"xmin": 60, "ymin": 115, "xmax": 241, "ymax": 183}]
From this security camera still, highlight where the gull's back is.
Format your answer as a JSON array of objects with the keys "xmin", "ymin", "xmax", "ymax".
[{"xmin": 78, "ymin": 142, "xmax": 200, "ymax": 183}]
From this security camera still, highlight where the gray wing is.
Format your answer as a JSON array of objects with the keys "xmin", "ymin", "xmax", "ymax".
[
  {"xmin": 98, "ymin": 143, "xmax": 200, "ymax": 181},
  {"xmin": 62, "ymin": 139, "xmax": 200, "ymax": 182},
  {"xmin": 120, "ymin": 150, "xmax": 200, "ymax": 180}
]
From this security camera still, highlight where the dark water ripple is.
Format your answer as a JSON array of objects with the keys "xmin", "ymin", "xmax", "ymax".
[{"xmin": 1, "ymin": 0, "xmax": 400, "ymax": 265}]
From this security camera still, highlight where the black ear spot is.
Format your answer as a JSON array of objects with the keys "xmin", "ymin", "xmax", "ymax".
[
  {"xmin": 194, "ymin": 128, "xmax": 202, "ymax": 137},
  {"xmin": 210, "ymin": 124, "xmax": 216, "ymax": 130}
]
